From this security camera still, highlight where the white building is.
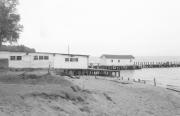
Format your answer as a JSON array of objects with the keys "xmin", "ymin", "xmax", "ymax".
[
  {"xmin": 0, "ymin": 51, "xmax": 89, "ymax": 69},
  {"xmin": 100, "ymin": 54, "xmax": 135, "ymax": 66}
]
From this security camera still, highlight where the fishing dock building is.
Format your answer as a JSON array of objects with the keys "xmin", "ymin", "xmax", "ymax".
[
  {"xmin": 89, "ymin": 54, "xmax": 136, "ymax": 70},
  {"xmin": 0, "ymin": 51, "xmax": 121, "ymax": 76}
]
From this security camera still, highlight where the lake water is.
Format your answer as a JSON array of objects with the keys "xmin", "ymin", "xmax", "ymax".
[{"xmin": 120, "ymin": 67, "xmax": 180, "ymax": 87}]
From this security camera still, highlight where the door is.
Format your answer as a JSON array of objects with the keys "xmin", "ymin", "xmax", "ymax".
[{"xmin": 0, "ymin": 59, "xmax": 9, "ymax": 68}]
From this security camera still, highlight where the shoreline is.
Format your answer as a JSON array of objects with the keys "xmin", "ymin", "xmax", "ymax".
[{"xmin": 120, "ymin": 67, "xmax": 180, "ymax": 88}]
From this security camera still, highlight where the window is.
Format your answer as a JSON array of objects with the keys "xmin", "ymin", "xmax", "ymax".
[
  {"xmin": 75, "ymin": 58, "xmax": 78, "ymax": 62},
  {"xmin": 65, "ymin": 58, "xmax": 69, "ymax": 62},
  {"xmin": 39, "ymin": 56, "xmax": 43, "ymax": 60},
  {"xmin": 72, "ymin": 58, "xmax": 78, "ymax": 62},
  {"xmin": 111, "ymin": 59, "xmax": 113, "ymax": 62},
  {"xmin": 10, "ymin": 56, "xmax": 22, "ymax": 61},
  {"xmin": 66, "ymin": 58, "xmax": 78, "ymax": 62},
  {"xmin": 34, "ymin": 56, "xmax": 49, "ymax": 60},
  {"xmin": 17, "ymin": 56, "xmax": 22, "ymax": 60},
  {"xmin": 118, "ymin": 60, "xmax": 120, "ymax": 63},
  {"xmin": 44, "ymin": 56, "xmax": 49, "ymax": 60},
  {"xmin": 10, "ymin": 56, "xmax": 16, "ymax": 60},
  {"xmin": 34, "ymin": 56, "xmax": 38, "ymax": 60}
]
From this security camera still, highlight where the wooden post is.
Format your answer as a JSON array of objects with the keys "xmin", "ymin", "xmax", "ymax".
[
  {"xmin": 133, "ymin": 79, "xmax": 135, "ymax": 82},
  {"xmin": 138, "ymin": 78, "xmax": 140, "ymax": 82},
  {"xmin": 154, "ymin": 78, "xmax": 156, "ymax": 86},
  {"xmin": 88, "ymin": 70, "xmax": 90, "ymax": 76},
  {"xmin": 48, "ymin": 64, "xmax": 50, "ymax": 74},
  {"xmin": 114, "ymin": 71, "xmax": 116, "ymax": 77},
  {"xmin": 108, "ymin": 71, "xmax": 110, "ymax": 76},
  {"xmin": 110, "ymin": 71, "xmax": 112, "ymax": 77},
  {"xmin": 144, "ymin": 80, "xmax": 146, "ymax": 84}
]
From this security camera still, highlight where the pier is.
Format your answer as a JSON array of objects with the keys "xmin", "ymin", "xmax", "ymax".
[
  {"xmin": 88, "ymin": 61, "xmax": 180, "ymax": 72},
  {"xmin": 55, "ymin": 68, "xmax": 121, "ymax": 77},
  {"xmin": 134, "ymin": 61, "xmax": 180, "ymax": 68},
  {"xmin": 89, "ymin": 65, "xmax": 142, "ymax": 70}
]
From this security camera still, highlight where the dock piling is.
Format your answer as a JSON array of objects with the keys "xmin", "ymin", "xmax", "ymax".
[{"xmin": 154, "ymin": 78, "xmax": 156, "ymax": 86}]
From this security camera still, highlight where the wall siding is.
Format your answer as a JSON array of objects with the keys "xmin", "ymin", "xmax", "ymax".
[
  {"xmin": 54, "ymin": 54, "xmax": 88, "ymax": 69},
  {"xmin": 101, "ymin": 58, "xmax": 134, "ymax": 66},
  {"xmin": 0, "ymin": 52, "xmax": 88, "ymax": 69}
]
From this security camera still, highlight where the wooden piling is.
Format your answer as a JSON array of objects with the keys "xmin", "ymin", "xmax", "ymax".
[
  {"xmin": 48, "ymin": 64, "xmax": 50, "ymax": 74},
  {"xmin": 133, "ymin": 79, "xmax": 135, "ymax": 82},
  {"xmin": 138, "ymin": 78, "xmax": 140, "ymax": 82},
  {"xmin": 144, "ymin": 80, "xmax": 146, "ymax": 84},
  {"xmin": 154, "ymin": 78, "xmax": 156, "ymax": 86}
]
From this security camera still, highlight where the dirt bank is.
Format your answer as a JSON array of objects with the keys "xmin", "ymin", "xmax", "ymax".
[{"xmin": 0, "ymin": 71, "xmax": 180, "ymax": 116}]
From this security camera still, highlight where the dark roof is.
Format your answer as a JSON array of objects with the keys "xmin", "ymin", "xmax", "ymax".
[{"xmin": 101, "ymin": 54, "xmax": 135, "ymax": 59}]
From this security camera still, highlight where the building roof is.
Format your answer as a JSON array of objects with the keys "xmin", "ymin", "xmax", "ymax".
[
  {"xmin": 0, "ymin": 51, "xmax": 89, "ymax": 57},
  {"xmin": 36, "ymin": 52, "xmax": 89, "ymax": 57},
  {"xmin": 101, "ymin": 54, "xmax": 135, "ymax": 59}
]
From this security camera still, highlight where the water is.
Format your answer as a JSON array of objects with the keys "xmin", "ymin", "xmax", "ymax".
[{"xmin": 120, "ymin": 67, "xmax": 180, "ymax": 87}]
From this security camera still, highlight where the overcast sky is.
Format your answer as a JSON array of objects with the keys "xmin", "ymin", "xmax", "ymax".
[{"xmin": 17, "ymin": 0, "xmax": 180, "ymax": 56}]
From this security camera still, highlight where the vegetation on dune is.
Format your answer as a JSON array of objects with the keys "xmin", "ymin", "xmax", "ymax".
[{"xmin": 0, "ymin": 72, "xmax": 72, "ymax": 85}]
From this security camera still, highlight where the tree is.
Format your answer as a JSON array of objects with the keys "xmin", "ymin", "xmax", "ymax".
[
  {"xmin": 0, "ymin": 0, "xmax": 23, "ymax": 47},
  {"xmin": 0, "ymin": 45, "xmax": 36, "ymax": 52}
]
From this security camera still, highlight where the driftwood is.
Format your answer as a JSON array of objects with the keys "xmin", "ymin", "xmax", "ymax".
[{"xmin": 166, "ymin": 85, "xmax": 180, "ymax": 93}]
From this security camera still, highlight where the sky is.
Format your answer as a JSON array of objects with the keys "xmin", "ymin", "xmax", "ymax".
[{"xmin": 17, "ymin": 0, "xmax": 180, "ymax": 56}]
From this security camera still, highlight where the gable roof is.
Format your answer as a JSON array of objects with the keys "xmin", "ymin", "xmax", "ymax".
[{"xmin": 101, "ymin": 54, "xmax": 135, "ymax": 59}]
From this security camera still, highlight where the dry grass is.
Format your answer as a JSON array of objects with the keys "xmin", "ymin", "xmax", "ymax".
[{"xmin": 0, "ymin": 70, "xmax": 96, "ymax": 116}]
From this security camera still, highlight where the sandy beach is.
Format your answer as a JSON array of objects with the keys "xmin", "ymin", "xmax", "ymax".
[{"xmin": 0, "ymin": 71, "xmax": 180, "ymax": 116}]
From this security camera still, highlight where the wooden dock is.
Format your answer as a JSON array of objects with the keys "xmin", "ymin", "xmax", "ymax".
[
  {"xmin": 89, "ymin": 65, "xmax": 142, "ymax": 70},
  {"xmin": 55, "ymin": 68, "xmax": 121, "ymax": 77},
  {"xmin": 134, "ymin": 61, "xmax": 180, "ymax": 69}
]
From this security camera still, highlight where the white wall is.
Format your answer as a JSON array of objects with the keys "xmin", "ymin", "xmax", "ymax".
[
  {"xmin": 0, "ymin": 52, "xmax": 89, "ymax": 69},
  {"xmin": 0, "ymin": 52, "xmax": 29, "ymax": 68},
  {"xmin": 107, "ymin": 59, "xmax": 134, "ymax": 66},
  {"xmin": 100, "ymin": 56, "xmax": 107, "ymax": 66},
  {"xmin": 8, "ymin": 52, "xmax": 54, "ymax": 68},
  {"xmin": 89, "ymin": 56, "xmax": 101, "ymax": 66},
  {"xmin": 54, "ymin": 54, "xmax": 88, "ymax": 69},
  {"xmin": 100, "ymin": 57, "xmax": 134, "ymax": 66},
  {"xmin": 27, "ymin": 53, "xmax": 54, "ymax": 68}
]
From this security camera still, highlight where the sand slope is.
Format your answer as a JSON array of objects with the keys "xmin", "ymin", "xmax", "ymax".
[{"xmin": 0, "ymin": 71, "xmax": 179, "ymax": 116}]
